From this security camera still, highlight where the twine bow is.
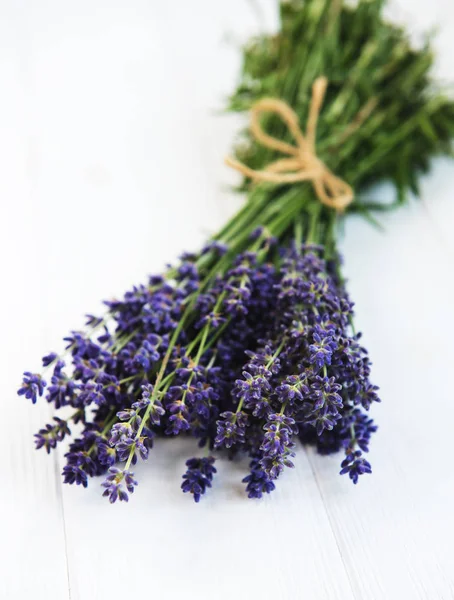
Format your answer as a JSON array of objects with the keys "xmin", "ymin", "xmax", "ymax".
[{"xmin": 225, "ymin": 77, "xmax": 354, "ymax": 211}]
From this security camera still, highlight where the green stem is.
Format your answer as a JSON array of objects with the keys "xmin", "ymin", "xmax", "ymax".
[
  {"xmin": 294, "ymin": 215, "xmax": 303, "ymax": 248},
  {"xmin": 306, "ymin": 204, "xmax": 322, "ymax": 244},
  {"xmin": 279, "ymin": 400, "xmax": 288, "ymax": 416},
  {"xmin": 267, "ymin": 339, "xmax": 285, "ymax": 369},
  {"xmin": 235, "ymin": 396, "xmax": 245, "ymax": 415}
]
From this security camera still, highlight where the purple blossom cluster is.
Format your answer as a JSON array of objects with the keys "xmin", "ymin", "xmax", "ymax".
[
  {"xmin": 19, "ymin": 237, "xmax": 379, "ymax": 503},
  {"xmin": 181, "ymin": 457, "xmax": 217, "ymax": 502},
  {"xmin": 215, "ymin": 245, "xmax": 380, "ymax": 492}
]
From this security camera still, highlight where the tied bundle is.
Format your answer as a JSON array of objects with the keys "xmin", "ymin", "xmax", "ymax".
[{"xmin": 19, "ymin": 0, "xmax": 454, "ymax": 503}]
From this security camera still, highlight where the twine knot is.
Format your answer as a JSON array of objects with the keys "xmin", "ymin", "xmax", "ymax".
[{"xmin": 225, "ymin": 76, "xmax": 354, "ymax": 212}]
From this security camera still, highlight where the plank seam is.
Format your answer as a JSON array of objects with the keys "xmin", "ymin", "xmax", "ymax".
[
  {"xmin": 305, "ymin": 448, "xmax": 361, "ymax": 600},
  {"xmin": 53, "ymin": 449, "xmax": 72, "ymax": 600}
]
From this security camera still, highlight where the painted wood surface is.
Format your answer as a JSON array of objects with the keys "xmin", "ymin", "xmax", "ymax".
[{"xmin": 1, "ymin": 2, "xmax": 454, "ymax": 599}]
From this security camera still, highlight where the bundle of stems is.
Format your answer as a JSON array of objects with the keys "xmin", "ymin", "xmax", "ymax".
[{"xmin": 18, "ymin": 0, "xmax": 454, "ymax": 503}]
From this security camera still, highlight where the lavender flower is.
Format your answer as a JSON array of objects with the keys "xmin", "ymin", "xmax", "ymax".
[
  {"xmin": 215, "ymin": 411, "xmax": 248, "ymax": 449},
  {"xmin": 19, "ymin": 240, "xmax": 380, "ymax": 501},
  {"xmin": 18, "ymin": 373, "xmax": 46, "ymax": 404},
  {"xmin": 340, "ymin": 450, "xmax": 372, "ymax": 484},
  {"xmin": 34, "ymin": 417, "xmax": 71, "ymax": 453},
  {"xmin": 181, "ymin": 457, "xmax": 217, "ymax": 502},
  {"xmin": 309, "ymin": 326, "xmax": 338, "ymax": 369},
  {"xmin": 243, "ymin": 458, "xmax": 276, "ymax": 499},
  {"xmin": 260, "ymin": 414, "xmax": 297, "ymax": 479},
  {"xmin": 101, "ymin": 467, "xmax": 138, "ymax": 503}
]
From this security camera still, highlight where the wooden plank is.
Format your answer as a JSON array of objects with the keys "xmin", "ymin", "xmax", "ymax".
[
  {"xmin": 4, "ymin": 1, "xmax": 454, "ymax": 599},
  {"xmin": 60, "ymin": 437, "xmax": 355, "ymax": 600},
  {"xmin": 0, "ymin": 8, "xmax": 70, "ymax": 596},
  {"xmin": 308, "ymin": 200, "xmax": 454, "ymax": 599},
  {"xmin": 1, "ymin": 393, "xmax": 70, "ymax": 600},
  {"xmin": 24, "ymin": 1, "xmax": 351, "ymax": 598},
  {"xmin": 305, "ymin": 4, "xmax": 454, "ymax": 596}
]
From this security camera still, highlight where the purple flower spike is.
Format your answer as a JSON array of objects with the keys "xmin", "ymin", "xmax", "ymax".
[
  {"xmin": 18, "ymin": 372, "xmax": 46, "ymax": 404},
  {"xmin": 181, "ymin": 457, "xmax": 216, "ymax": 502}
]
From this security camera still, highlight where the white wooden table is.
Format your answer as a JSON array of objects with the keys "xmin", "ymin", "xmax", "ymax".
[{"xmin": 2, "ymin": 1, "xmax": 454, "ymax": 599}]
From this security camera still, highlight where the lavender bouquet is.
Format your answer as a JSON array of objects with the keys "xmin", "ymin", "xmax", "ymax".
[{"xmin": 19, "ymin": 0, "xmax": 454, "ymax": 503}]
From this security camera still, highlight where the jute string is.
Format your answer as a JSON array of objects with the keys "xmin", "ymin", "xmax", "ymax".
[{"xmin": 225, "ymin": 77, "xmax": 359, "ymax": 212}]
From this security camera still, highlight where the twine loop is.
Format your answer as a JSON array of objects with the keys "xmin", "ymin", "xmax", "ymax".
[{"xmin": 225, "ymin": 77, "xmax": 354, "ymax": 211}]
